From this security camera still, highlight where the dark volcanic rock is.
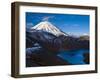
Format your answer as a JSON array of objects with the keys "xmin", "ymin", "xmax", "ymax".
[
  {"xmin": 26, "ymin": 30, "xmax": 89, "ymax": 51},
  {"xmin": 26, "ymin": 59, "xmax": 40, "ymax": 67},
  {"xmin": 26, "ymin": 28, "xmax": 90, "ymax": 67},
  {"xmin": 58, "ymin": 35, "xmax": 89, "ymax": 50},
  {"xmin": 83, "ymin": 52, "xmax": 89, "ymax": 64},
  {"xmin": 26, "ymin": 30, "xmax": 62, "ymax": 51},
  {"xmin": 26, "ymin": 47, "xmax": 70, "ymax": 67}
]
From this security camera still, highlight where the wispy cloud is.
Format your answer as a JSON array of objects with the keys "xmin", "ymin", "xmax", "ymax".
[
  {"xmin": 26, "ymin": 23, "xmax": 34, "ymax": 27},
  {"xmin": 72, "ymin": 24, "xmax": 80, "ymax": 27},
  {"xmin": 42, "ymin": 16, "xmax": 55, "ymax": 21},
  {"xmin": 83, "ymin": 33, "xmax": 89, "ymax": 35}
]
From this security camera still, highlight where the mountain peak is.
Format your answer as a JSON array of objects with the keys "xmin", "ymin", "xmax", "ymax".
[{"xmin": 31, "ymin": 21, "xmax": 68, "ymax": 36}]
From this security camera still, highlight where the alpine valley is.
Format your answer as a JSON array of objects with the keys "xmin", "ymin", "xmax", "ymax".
[{"xmin": 26, "ymin": 21, "xmax": 89, "ymax": 67}]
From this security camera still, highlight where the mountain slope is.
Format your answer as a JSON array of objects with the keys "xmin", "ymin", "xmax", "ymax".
[{"xmin": 31, "ymin": 21, "xmax": 68, "ymax": 36}]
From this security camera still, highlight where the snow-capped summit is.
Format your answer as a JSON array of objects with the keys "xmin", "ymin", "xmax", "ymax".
[{"xmin": 31, "ymin": 21, "xmax": 68, "ymax": 36}]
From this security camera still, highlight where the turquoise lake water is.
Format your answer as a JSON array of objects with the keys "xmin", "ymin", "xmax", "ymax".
[{"xmin": 57, "ymin": 49, "xmax": 89, "ymax": 65}]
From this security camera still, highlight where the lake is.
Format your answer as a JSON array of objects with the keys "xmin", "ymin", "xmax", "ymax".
[{"xmin": 57, "ymin": 49, "xmax": 89, "ymax": 65}]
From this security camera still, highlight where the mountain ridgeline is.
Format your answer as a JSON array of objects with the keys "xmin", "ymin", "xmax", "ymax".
[
  {"xmin": 26, "ymin": 21, "xmax": 89, "ymax": 51},
  {"xmin": 26, "ymin": 21, "xmax": 89, "ymax": 67}
]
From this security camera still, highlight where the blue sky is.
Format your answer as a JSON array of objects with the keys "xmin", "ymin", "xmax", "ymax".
[{"xmin": 26, "ymin": 12, "xmax": 90, "ymax": 36}]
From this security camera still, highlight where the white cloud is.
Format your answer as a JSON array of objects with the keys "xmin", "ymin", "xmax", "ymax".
[
  {"xmin": 42, "ymin": 16, "xmax": 54, "ymax": 21},
  {"xmin": 83, "ymin": 33, "xmax": 89, "ymax": 36},
  {"xmin": 26, "ymin": 23, "xmax": 34, "ymax": 27},
  {"xmin": 72, "ymin": 24, "xmax": 80, "ymax": 27}
]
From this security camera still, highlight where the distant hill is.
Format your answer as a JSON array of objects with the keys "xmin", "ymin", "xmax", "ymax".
[{"xmin": 79, "ymin": 35, "xmax": 89, "ymax": 40}]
